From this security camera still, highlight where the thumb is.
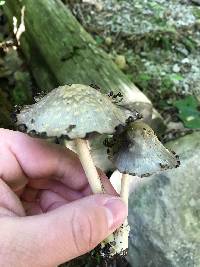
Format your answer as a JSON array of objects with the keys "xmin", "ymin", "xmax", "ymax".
[{"xmin": 1, "ymin": 195, "xmax": 127, "ymax": 266}]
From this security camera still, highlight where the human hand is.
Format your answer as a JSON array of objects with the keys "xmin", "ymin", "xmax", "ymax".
[{"xmin": 0, "ymin": 129, "xmax": 127, "ymax": 267}]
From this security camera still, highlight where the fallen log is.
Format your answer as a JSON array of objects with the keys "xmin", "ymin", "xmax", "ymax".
[{"xmin": 4, "ymin": 0, "xmax": 153, "ymax": 119}]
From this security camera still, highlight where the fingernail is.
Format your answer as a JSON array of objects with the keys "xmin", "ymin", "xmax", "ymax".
[{"xmin": 104, "ymin": 197, "xmax": 127, "ymax": 231}]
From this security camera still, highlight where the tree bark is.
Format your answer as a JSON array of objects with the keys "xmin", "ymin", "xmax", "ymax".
[{"xmin": 3, "ymin": 0, "xmax": 152, "ymax": 118}]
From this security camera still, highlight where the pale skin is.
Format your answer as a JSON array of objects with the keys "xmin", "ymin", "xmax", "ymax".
[{"xmin": 0, "ymin": 129, "xmax": 127, "ymax": 267}]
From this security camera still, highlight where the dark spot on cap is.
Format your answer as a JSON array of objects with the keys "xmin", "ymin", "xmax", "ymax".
[
  {"xmin": 159, "ymin": 163, "xmax": 169, "ymax": 169},
  {"xmin": 66, "ymin": 124, "xmax": 76, "ymax": 133},
  {"xmin": 175, "ymin": 154, "xmax": 179, "ymax": 159},
  {"xmin": 66, "ymin": 83, "xmax": 72, "ymax": 86},
  {"xmin": 108, "ymin": 91, "xmax": 113, "ymax": 97},
  {"xmin": 176, "ymin": 160, "xmax": 181, "ymax": 167},
  {"xmin": 117, "ymin": 98, "xmax": 123, "ymax": 103},
  {"xmin": 17, "ymin": 124, "xmax": 27, "ymax": 133},
  {"xmin": 89, "ymin": 83, "xmax": 101, "ymax": 91},
  {"xmin": 141, "ymin": 173, "xmax": 150, "ymax": 178},
  {"xmin": 113, "ymin": 92, "xmax": 123, "ymax": 98},
  {"xmin": 31, "ymin": 119, "xmax": 35, "ymax": 124},
  {"xmin": 34, "ymin": 91, "xmax": 46, "ymax": 102},
  {"xmin": 28, "ymin": 130, "xmax": 37, "ymax": 137},
  {"xmin": 10, "ymin": 112, "xmax": 17, "ymax": 123},
  {"xmin": 14, "ymin": 105, "xmax": 22, "ymax": 114},
  {"xmin": 126, "ymin": 116, "xmax": 135, "ymax": 124},
  {"xmin": 136, "ymin": 112, "xmax": 143, "ymax": 120},
  {"xmin": 129, "ymin": 110, "xmax": 143, "ymax": 121}
]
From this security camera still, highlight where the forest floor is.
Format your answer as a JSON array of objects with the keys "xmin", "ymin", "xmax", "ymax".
[{"xmin": 67, "ymin": 0, "xmax": 200, "ymax": 133}]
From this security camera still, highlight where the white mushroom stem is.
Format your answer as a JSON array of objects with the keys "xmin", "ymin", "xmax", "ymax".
[
  {"xmin": 100, "ymin": 173, "xmax": 130, "ymax": 258},
  {"xmin": 116, "ymin": 173, "xmax": 130, "ymax": 254},
  {"xmin": 120, "ymin": 173, "xmax": 129, "ymax": 206},
  {"xmin": 75, "ymin": 138, "xmax": 104, "ymax": 194},
  {"xmin": 107, "ymin": 173, "xmax": 130, "ymax": 256}
]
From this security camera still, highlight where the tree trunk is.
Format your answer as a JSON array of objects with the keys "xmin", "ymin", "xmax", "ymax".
[{"xmin": 3, "ymin": 0, "xmax": 152, "ymax": 118}]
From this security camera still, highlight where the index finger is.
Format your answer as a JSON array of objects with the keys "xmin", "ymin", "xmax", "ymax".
[{"xmin": 0, "ymin": 129, "xmax": 88, "ymax": 191}]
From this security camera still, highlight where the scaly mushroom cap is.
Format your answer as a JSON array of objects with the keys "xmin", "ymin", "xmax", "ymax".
[
  {"xmin": 107, "ymin": 121, "xmax": 180, "ymax": 177},
  {"xmin": 16, "ymin": 84, "xmax": 134, "ymax": 139}
]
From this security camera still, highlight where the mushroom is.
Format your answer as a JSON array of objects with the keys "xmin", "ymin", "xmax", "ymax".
[
  {"xmin": 102, "ymin": 121, "xmax": 180, "ymax": 257},
  {"xmin": 109, "ymin": 121, "xmax": 180, "ymax": 178},
  {"xmin": 15, "ymin": 84, "xmax": 134, "ymax": 194}
]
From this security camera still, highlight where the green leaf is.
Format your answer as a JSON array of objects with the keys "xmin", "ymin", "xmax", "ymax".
[
  {"xmin": 173, "ymin": 96, "xmax": 200, "ymax": 129},
  {"xmin": 94, "ymin": 35, "xmax": 103, "ymax": 45},
  {"xmin": 169, "ymin": 74, "xmax": 184, "ymax": 81},
  {"xmin": 139, "ymin": 73, "xmax": 151, "ymax": 81}
]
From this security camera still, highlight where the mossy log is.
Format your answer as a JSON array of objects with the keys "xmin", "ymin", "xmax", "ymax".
[{"xmin": 3, "ymin": 0, "xmax": 152, "ymax": 118}]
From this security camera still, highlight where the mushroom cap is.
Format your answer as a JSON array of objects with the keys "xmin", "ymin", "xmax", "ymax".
[
  {"xmin": 16, "ymin": 84, "xmax": 133, "ymax": 139},
  {"xmin": 108, "ymin": 121, "xmax": 180, "ymax": 177}
]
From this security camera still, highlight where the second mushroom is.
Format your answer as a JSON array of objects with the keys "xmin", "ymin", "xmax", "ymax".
[{"xmin": 102, "ymin": 120, "xmax": 180, "ymax": 257}]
